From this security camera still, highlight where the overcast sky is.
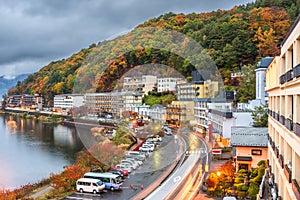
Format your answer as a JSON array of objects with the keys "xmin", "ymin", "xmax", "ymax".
[{"xmin": 0, "ymin": 0, "xmax": 254, "ymax": 78}]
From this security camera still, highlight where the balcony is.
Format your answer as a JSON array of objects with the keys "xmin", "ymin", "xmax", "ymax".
[
  {"xmin": 292, "ymin": 179, "xmax": 300, "ymax": 200},
  {"xmin": 280, "ymin": 74, "xmax": 286, "ymax": 84},
  {"xmin": 294, "ymin": 64, "xmax": 300, "ymax": 78},
  {"xmin": 274, "ymin": 147, "xmax": 279, "ymax": 158},
  {"xmin": 284, "ymin": 164, "xmax": 292, "ymax": 183},
  {"xmin": 294, "ymin": 123, "xmax": 300, "ymax": 137},
  {"xmin": 286, "ymin": 69, "xmax": 293, "ymax": 82},
  {"xmin": 285, "ymin": 118, "xmax": 293, "ymax": 131},
  {"xmin": 278, "ymin": 154, "xmax": 284, "ymax": 168},
  {"xmin": 271, "ymin": 140, "xmax": 275, "ymax": 150},
  {"xmin": 279, "ymin": 115, "xmax": 285, "ymax": 125},
  {"xmin": 272, "ymin": 111, "xmax": 275, "ymax": 118},
  {"xmin": 274, "ymin": 112, "xmax": 279, "ymax": 121}
]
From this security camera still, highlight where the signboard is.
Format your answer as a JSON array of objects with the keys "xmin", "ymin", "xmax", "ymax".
[{"xmin": 212, "ymin": 149, "xmax": 222, "ymax": 155}]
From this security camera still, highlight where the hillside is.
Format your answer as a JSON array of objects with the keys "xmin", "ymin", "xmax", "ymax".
[{"xmin": 9, "ymin": 0, "xmax": 299, "ymax": 104}]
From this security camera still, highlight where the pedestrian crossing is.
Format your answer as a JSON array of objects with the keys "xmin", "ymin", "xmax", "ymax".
[{"xmin": 185, "ymin": 148, "xmax": 207, "ymax": 155}]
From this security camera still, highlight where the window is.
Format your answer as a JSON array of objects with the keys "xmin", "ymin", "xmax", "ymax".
[{"xmin": 251, "ymin": 149, "xmax": 262, "ymax": 155}]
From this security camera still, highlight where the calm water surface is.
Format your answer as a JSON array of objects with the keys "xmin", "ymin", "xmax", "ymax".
[{"xmin": 0, "ymin": 115, "xmax": 83, "ymax": 189}]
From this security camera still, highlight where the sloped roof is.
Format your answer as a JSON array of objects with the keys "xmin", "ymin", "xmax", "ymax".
[
  {"xmin": 231, "ymin": 126, "xmax": 268, "ymax": 147},
  {"xmin": 257, "ymin": 57, "xmax": 274, "ymax": 69}
]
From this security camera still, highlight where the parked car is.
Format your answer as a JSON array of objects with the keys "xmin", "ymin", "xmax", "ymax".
[
  {"xmin": 139, "ymin": 145, "xmax": 152, "ymax": 152},
  {"xmin": 126, "ymin": 158, "xmax": 143, "ymax": 166},
  {"xmin": 223, "ymin": 197, "xmax": 237, "ymax": 200},
  {"xmin": 121, "ymin": 159, "xmax": 138, "ymax": 169},
  {"xmin": 109, "ymin": 167, "xmax": 129, "ymax": 176},
  {"xmin": 126, "ymin": 154, "xmax": 145, "ymax": 162},
  {"xmin": 76, "ymin": 178, "xmax": 105, "ymax": 194},
  {"xmin": 115, "ymin": 164, "xmax": 132, "ymax": 173},
  {"xmin": 108, "ymin": 169, "xmax": 125, "ymax": 179},
  {"xmin": 126, "ymin": 151, "xmax": 147, "ymax": 160},
  {"xmin": 164, "ymin": 128, "xmax": 172, "ymax": 135},
  {"xmin": 142, "ymin": 144, "xmax": 155, "ymax": 151},
  {"xmin": 144, "ymin": 141, "xmax": 156, "ymax": 147},
  {"xmin": 153, "ymin": 135, "xmax": 162, "ymax": 142}
]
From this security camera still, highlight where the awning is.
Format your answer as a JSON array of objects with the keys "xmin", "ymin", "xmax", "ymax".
[{"xmin": 237, "ymin": 156, "xmax": 252, "ymax": 161}]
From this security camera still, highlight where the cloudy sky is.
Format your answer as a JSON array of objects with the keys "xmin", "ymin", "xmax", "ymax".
[{"xmin": 0, "ymin": 0, "xmax": 254, "ymax": 77}]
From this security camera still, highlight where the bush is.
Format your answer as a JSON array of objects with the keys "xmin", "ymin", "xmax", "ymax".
[
  {"xmin": 234, "ymin": 177, "xmax": 244, "ymax": 183},
  {"xmin": 247, "ymin": 183, "xmax": 259, "ymax": 198},
  {"xmin": 257, "ymin": 160, "xmax": 267, "ymax": 168}
]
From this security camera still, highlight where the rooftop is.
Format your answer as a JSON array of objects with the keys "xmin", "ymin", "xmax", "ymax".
[
  {"xmin": 281, "ymin": 14, "xmax": 300, "ymax": 47},
  {"xmin": 231, "ymin": 126, "xmax": 268, "ymax": 147},
  {"xmin": 257, "ymin": 57, "xmax": 274, "ymax": 69}
]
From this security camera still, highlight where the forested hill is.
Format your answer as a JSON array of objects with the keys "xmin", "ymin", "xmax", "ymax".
[{"xmin": 9, "ymin": 0, "xmax": 299, "ymax": 105}]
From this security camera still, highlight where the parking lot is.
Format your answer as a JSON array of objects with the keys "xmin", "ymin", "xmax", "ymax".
[{"xmin": 65, "ymin": 133, "xmax": 183, "ymax": 200}]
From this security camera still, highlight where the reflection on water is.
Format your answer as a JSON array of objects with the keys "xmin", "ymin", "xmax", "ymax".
[{"xmin": 0, "ymin": 114, "xmax": 83, "ymax": 189}]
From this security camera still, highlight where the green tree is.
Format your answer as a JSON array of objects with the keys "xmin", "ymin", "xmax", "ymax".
[
  {"xmin": 236, "ymin": 64, "xmax": 256, "ymax": 102},
  {"xmin": 251, "ymin": 104, "xmax": 268, "ymax": 127}
]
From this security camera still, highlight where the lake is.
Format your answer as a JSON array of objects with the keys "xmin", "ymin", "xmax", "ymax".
[{"xmin": 0, "ymin": 114, "xmax": 84, "ymax": 189}]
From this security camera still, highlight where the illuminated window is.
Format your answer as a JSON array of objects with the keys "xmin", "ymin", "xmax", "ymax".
[{"xmin": 251, "ymin": 149, "xmax": 262, "ymax": 155}]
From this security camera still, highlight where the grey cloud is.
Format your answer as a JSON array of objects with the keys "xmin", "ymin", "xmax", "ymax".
[{"xmin": 0, "ymin": 0, "xmax": 254, "ymax": 76}]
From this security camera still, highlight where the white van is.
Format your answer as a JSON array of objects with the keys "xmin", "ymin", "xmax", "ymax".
[{"xmin": 76, "ymin": 178, "xmax": 105, "ymax": 194}]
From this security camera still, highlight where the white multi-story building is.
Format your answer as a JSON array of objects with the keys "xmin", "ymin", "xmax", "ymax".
[
  {"xmin": 194, "ymin": 98, "xmax": 253, "ymax": 146},
  {"xmin": 54, "ymin": 94, "xmax": 84, "ymax": 111},
  {"xmin": 149, "ymin": 105, "xmax": 166, "ymax": 121},
  {"xmin": 123, "ymin": 75, "xmax": 157, "ymax": 95},
  {"xmin": 157, "ymin": 78, "xmax": 181, "ymax": 92},
  {"xmin": 128, "ymin": 104, "xmax": 150, "ymax": 117}
]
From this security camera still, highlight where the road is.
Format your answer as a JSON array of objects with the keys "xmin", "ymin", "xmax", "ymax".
[
  {"xmin": 145, "ymin": 128, "xmax": 208, "ymax": 200},
  {"xmin": 65, "ymin": 127, "xmax": 209, "ymax": 200},
  {"xmin": 65, "ymin": 133, "xmax": 185, "ymax": 200}
]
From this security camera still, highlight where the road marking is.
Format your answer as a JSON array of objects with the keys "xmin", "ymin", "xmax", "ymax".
[{"xmin": 173, "ymin": 176, "xmax": 182, "ymax": 182}]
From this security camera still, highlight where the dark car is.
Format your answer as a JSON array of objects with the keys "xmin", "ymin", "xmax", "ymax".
[{"xmin": 109, "ymin": 167, "xmax": 129, "ymax": 176}]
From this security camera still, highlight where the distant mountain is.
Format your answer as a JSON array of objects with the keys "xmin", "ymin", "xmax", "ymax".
[{"xmin": 0, "ymin": 74, "xmax": 29, "ymax": 97}]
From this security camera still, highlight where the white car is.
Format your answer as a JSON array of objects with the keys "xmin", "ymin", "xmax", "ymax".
[
  {"xmin": 121, "ymin": 160, "xmax": 138, "ymax": 170},
  {"xmin": 127, "ymin": 151, "xmax": 146, "ymax": 160},
  {"xmin": 140, "ymin": 144, "xmax": 155, "ymax": 152},
  {"xmin": 76, "ymin": 178, "xmax": 105, "ymax": 194},
  {"xmin": 152, "ymin": 135, "xmax": 162, "ymax": 142},
  {"xmin": 165, "ymin": 128, "xmax": 172, "ymax": 135},
  {"xmin": 143, "ymin": 143, "xmax": 155, "ymax": 150},
  {"xmin": 126, "ymin": 158, "xmax": 143, "ymax": 166}
]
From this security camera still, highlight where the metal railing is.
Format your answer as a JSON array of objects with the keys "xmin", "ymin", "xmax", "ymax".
[
  {"xmin": 294, "ymin": 64, "xmax": 300, "ymax": 78},
  {"xmin": 284, "ymin": 164, "xmax": 292, "ymax": 183}
]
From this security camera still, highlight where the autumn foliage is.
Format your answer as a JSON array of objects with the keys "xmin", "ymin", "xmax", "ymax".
[{"xmin": 8, "ymin": 1, "xmax": 294, "ymax": 104}]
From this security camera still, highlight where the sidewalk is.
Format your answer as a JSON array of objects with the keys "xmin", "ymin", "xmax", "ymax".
[{"xmin": 29, "ymin": 186, "xmax": 54, "ymax": 199}]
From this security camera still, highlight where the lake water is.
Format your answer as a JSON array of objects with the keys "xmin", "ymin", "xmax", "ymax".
[{"xmin": 0, "ymin": 114, "xmax": 84, "ymax": 189}]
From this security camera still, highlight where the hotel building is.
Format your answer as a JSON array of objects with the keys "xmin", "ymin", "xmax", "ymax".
[{"xmin": 266, "ymin": 15, "xmax": 300, "ymax": 199}]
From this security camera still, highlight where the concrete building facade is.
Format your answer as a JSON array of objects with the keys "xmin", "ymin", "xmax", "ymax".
[
  {"xmin": 157, "ymin": 77, "xmax": 181, "ymax": 92},
  {"xmin": 266, "ymin": 15, "xmax": 300, "ymax": 200},
  {"xmin": 123, "ymin": 75, "xmax": 157, "ymax": 96},
  {"xmin": 54, "ymin": 94, "xmax": 84, "ymax": 111},
  {"xmin": 84, "ymin": 92, "xmax": 142, "ymax": 117}
]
